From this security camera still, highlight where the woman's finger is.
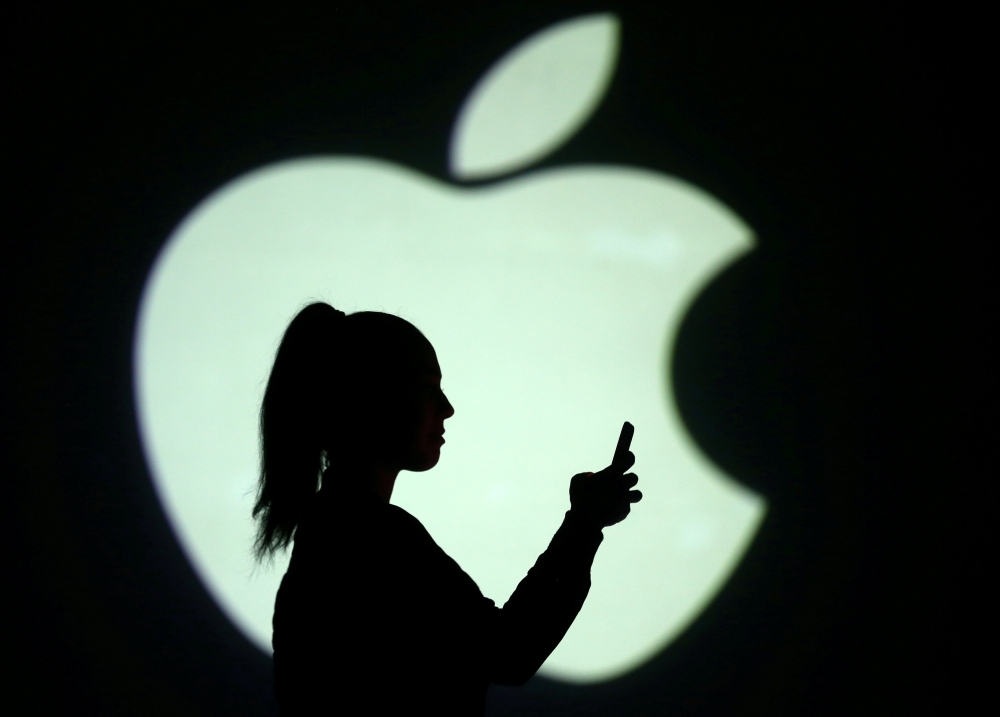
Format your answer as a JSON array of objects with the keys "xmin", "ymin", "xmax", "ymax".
[{"xmin": 628, "ymin": 489, "xmax": 643, "ymax": 503}]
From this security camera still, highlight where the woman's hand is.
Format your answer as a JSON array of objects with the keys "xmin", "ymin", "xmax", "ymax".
[{"xmin": 569, "ymin": 451, "xmax": 642, "ymax": 529}]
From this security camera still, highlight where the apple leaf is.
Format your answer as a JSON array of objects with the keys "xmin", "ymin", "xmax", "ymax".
[{"xmin": 449, "ymin": 13, "xmax": 619, "ymax": 181}]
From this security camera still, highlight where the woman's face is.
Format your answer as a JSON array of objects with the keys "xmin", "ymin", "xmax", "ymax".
[{"xmin": 399, "ymin": 345, "xmax": 454, "ymax": 472}]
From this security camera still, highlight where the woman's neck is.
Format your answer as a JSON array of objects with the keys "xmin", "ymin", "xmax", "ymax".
[
  {"xmin": 327, "ymin": 459, "xmax": 398, "ymax": 503},
  {"xmin": 371, "ymin": 463, "xmax": 398, "ymax": 503}
]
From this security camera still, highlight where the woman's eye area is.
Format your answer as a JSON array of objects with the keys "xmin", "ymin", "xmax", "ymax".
[{"xmin": 409, "ymin": 379, "xmax": 444, "ymax": 401}]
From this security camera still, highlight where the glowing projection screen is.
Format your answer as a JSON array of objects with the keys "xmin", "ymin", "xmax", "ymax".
[{"xmin": 133, "ymin": 14, "xmax": 765, "ymax": 683}]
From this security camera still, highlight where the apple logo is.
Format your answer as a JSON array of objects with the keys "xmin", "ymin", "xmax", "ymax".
[{"xmin": 134, "ymin": 13, "xmax": 765, "ymax": 683}]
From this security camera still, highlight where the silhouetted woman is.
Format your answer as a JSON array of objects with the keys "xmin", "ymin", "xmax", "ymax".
[{"xmin": 254, "ymin": 303, "xmax": 641, "ymax": 715}]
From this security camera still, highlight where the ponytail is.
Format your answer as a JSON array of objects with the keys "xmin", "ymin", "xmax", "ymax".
[
  {"xmin": 252, "ymin": 302, "xmax": 431, "ymax": 562},
  {"xmin": 252, "ymin": 302, "xmax": 345, "ymax": 562}
]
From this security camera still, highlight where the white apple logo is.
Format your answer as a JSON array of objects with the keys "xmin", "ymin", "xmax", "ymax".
[{"xmin": 134, "ymin": 13, "xmax": 765, "ymax": 683}]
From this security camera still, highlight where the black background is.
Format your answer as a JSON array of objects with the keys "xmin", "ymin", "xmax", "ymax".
[{"xmin": 4, "ymin": 2, "xmax": 976, "ymax": 715}]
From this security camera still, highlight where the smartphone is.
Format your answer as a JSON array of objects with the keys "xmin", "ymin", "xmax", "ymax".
[{"xmin": 613, "ymin": 421, "xmax": 634, "ymax": 466}]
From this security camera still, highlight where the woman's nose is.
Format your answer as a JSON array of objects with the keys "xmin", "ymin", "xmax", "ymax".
[{"xmin": 441, "ymin": 393, "xmax": 455, "ymax": 419}]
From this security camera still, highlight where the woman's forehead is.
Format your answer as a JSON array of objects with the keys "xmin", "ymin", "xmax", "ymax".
[
  {"xmin": 416, "ymin": 345, "xmax": 441, "ymax": 377},
  {"xmin": 387, "ymin": 336, "xmax": 438, "ymax": 377}
]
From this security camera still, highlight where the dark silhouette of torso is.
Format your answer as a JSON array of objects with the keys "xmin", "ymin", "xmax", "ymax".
[{"xmin": 273, "ymin": 478, "xmax": 603, "ymax": 715}]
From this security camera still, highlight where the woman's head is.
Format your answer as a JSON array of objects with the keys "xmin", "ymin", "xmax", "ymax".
[{"xmin": 252, "ymin": 302, "xmax": 453, "ymax": 560}]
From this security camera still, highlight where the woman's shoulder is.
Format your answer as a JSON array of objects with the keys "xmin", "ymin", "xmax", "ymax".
[
  {"xmin": 382, "ymin": 503, "xmax": 441, "ymax": 552},
  {"xmin": 384, "ymin": 502, "xmax": 428, "ymax": 531},
  {"xmin": 295, "ymin": 490, "xmax": 435, "ymax": 548}
]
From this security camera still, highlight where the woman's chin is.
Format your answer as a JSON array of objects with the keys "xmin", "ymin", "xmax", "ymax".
[{"xmin": 404, "ymin": 448, "xmax": 441, "ymax": 473}]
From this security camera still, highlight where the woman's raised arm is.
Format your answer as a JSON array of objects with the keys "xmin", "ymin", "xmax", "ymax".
[{"xmin": 484, "ymin": 451, "xmax": 642, "ymax": 684}]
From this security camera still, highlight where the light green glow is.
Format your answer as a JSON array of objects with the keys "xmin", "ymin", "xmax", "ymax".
[
  {"xmin": 134, "ymin": 159, "xmax": 766, "ymax": 682},
  {"xmin": 450, "ymin": 13, "xmax": 619, "ymax": 180}
]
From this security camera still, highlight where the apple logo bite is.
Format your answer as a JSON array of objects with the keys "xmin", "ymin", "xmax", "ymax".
[{"xmin": 134, "ymin": 13, "xmax": 766, "ymax": 683}]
